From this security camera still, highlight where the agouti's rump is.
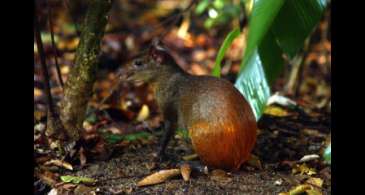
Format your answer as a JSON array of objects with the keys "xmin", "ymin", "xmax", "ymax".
[{"xmin": 178, "ymin": 76, "xmax": 257, "ymax": 170}]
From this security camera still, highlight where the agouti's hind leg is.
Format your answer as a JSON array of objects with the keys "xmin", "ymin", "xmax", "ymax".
[{"xmin": 157, "ymin": 120, "xmax": 177, "ymax": 162}]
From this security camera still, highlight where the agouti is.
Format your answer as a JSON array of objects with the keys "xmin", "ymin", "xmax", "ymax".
[{"xmin": 126, "ymin": 39, "xmax": 257, "ymax": 171}]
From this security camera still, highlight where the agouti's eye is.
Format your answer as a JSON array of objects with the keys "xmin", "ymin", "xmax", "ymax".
[{"xmin": 134, "ymin": 59, "xmax": 143, "ymax": 67}]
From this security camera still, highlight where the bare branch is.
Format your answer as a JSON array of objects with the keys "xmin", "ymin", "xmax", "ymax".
[
  {"xmin": 46, "ymin": 0, "xmax": 64, "ymax": 88},
  {"xmin": 34, "ymin": 14, "xmax": 56, "ymax": 118}
]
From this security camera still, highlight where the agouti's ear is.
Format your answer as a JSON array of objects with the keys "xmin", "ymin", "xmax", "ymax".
[{"xmin": 148, "ymin": 38, "xmax": 174, "ymax": 64}]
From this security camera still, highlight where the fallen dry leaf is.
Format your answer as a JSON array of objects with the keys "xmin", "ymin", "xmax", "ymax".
[
  {"xmin": 306, "ymin": 188, "xmax": 323, "ymax": 195},
  {"xmin": 60, "ymin": 65, "xmax": 70, "ymax": 75},
  {"xmin": 79, "ymin": 147, "xmax": 87, "ymax": 167},
  {"xmin": 49, "ymin": 140, "xmax": 61, "ymax": 150},
  {"xmin": 274, "ymin": 178, "xmax": 283, "ymax": 186},
  {"xmin": 47, "ymin": 188, "xmax": 58, "ymax": 195},
  {"xmin": 34, "ymin": 123, "xmax": 46, "ymax": 132},
  {"xmin": 34, "ymin": 88, "xmax": 43, "ymax": 98},
  {"xmin": 303, "ymin": 129, "xmax": 326, "ymax": 138},
  {"xmin": 34, "ymin": 110, "xmax": 46, "ymax": 121},
  {"xmin": 210, "ymin": 169, "xmax": 232, "ymax": 183},
  {"xmin": 182, "ymin": 153, "xmax": 198, "ymax": 161},
  {"xmin": 279, "ymin": 183, "xmax": 323, "ymax": 195},
  {"xmin": 306, "ymin": 177, "xmax": 323, "ymax": 188},
  {"xmin": 74, "ymin": 184, "xmax": 96, "ymax": 195},
  {"xmin": 203, "ymin": 166, "xmax": 209, "ymax": 175},
  {"xmin": 299, "ymin": 154, "xmax": 320, "ymax": 163},
  {"xmin": 137, "ymin": 169, "xmax": 180, "ymax": 187},
  {"xmin": 44, "ymin": 159, "xmax": 73, "ymax": 170},
  {"xmin": 292, "ymin": 163, "xmax": 316, "ymax": 176},
  {"xmin": 180, "ymin": 163, "xmax": 191, "ymax": 181},
  {"xmin": 37, "ymin": 170, "xmax": 59, "ymax": 186},
  {"xmin": 82, "ymin": 121, "xmax": 94, "ymax": 131},
  {"xmin": 279, "ymin": 184, "xmax": 312, "ymax": 195},
  {"xmin": 267, "ymin": 92, "xmax": 297, "ymax": 107},
  {"xmin": 136, "ymin": 104, "xmax": 150, "ymax": 122},
  {"xmin": 55, "ymin": 183, "xmax": 77, "ymax": 191},
  {"xmin": 264, "ymin": 105, "xmax": 289, "ymax": 117}
]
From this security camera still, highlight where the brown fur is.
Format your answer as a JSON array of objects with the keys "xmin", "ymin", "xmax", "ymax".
[
  {"xmin": 127, "ymin": 41, "xmax": 257, "ymax": 171},
  {"xmin": 179, "ymin": 76, "xmax": 257, "ymax": 170}
]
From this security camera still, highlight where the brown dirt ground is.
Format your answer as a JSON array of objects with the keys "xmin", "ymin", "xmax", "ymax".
[{"xmin": 57, "ymin": 108, "xmax": 330, "ymax": 195}]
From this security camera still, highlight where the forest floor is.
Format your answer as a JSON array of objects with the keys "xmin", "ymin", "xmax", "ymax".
[
  {"xmin": 34, "ymin": 1, "xmax": 331, "ymax": 194},
  {"xmin": 35, "ymin": 106, "xmax": 331, "ymax": 194},
  {"xmin": 60, "ymin": 110, "xmax": 331, "ymax": 194}
]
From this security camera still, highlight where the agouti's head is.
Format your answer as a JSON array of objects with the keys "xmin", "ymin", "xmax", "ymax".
[{"xmin": 126, "ymin": 39, "xmax": 182, "ymax": 84}]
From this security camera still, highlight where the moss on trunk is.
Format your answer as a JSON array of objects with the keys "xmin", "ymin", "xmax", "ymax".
[{"xmin": 60, "ymin": 0, "xmax": 112, "ymax": 141}]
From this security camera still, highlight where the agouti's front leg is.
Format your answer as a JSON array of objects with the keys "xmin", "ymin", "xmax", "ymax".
[
  {"xmin": 157, "ymin": 120, "xmax": 177, "ymax": 162},
  {"xmin": 157, "ymin": 104, "xmax": 177, "ymax": 162}
]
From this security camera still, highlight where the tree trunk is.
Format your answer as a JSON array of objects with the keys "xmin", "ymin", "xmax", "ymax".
[{"xmin": 60, "ymin": 0, "xmax": 112, "ymax": 141}]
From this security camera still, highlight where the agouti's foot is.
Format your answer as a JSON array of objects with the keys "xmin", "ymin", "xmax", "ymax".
[
  {"xmin": 150, "ymin": 152, "xmax": 168, "ymax": 170},
  {"xmin": 152, "ymin": 147, "xmax": 170, "ymax": 164},
  {"xmin": 156, "ymin": 151, "xmax": 167, "ymax": 163}
]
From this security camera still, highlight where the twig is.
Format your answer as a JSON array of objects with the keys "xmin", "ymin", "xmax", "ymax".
[
  {"xmin": 133, "ymin": 0, "xmax": 198, "ymax": 61},
  {"xmin": 115, "ymin": 0, "xmax": 198, "ymax": 64},
  {"xmin": 107, "ymin": 0, "xmax": 197, "ymax": 43},
  {"xmin": 285, "ymin": 54, "xmax": 304, "ymax": 96},
  {"xmin": 294, "ymin": 41, "xmax": 310, "ymax": 97},
  {"xmin": 285, "ymin": 38, "xmax": 310, "ymax": 97},
  {"xmin": 47, "ymin": 0, "xmax": 64, "ymax": 88},
  {"xmin": 157, "ymin": 0, "xmax": 197, "ymax": 39},
  {"xmin": 35, "ymin": 14, "xmax": 57, "ymax": 118}
]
